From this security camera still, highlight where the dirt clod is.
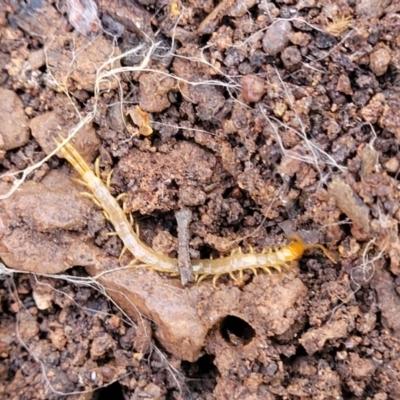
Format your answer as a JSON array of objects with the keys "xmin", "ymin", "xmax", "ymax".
[
  {"xmin": 370, "ymin": 48, "xmax": 391, "ymax": 76},
  {"xmin": 281, "ymin": 46, "xmax": 302, "ymax": 72},
  {"xmin": 300, "ymin": 319, "xmax": 348, "ymax": 355},
  {"xmin": 0, "ymin": 88, "xmax": 29, "ymax": 152},
  {"xmin": 240, "ymin": 74, "xmax": 265, "ymax": 103},
  {"xmin": 30, "ymin": 111, "xmax": 100, "ymax": 162}
]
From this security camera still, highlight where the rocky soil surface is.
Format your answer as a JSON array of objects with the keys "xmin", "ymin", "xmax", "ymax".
[{"xmin": 1, "ymin": 0, "xmax": 400, "ymax": 399}]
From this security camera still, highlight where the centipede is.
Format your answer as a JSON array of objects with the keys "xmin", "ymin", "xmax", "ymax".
[{"xmin": 55, "ymin": 138, "xmax": 336, "ymax": 287}]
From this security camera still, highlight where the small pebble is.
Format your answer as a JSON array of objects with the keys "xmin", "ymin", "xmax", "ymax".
[
  {"xmin": 336, "ymin": 74, "xmax": 353, "ymax": 95},
  {"xmin": 384, "ymin": 157, "xmax": 399, "ymax": 173},
  {"xmin": 370, "ymin": 48, "xmax": 391, "ymax": 76},
  {"xmin": 262, "ymin": 20, "xmax": 292, "ymax": 56},
  {"xmin": 240, "ymin": 74, "xmax": 265, "ymax": 103},
  {"xmin": 289, "ymin": 31, "xmax": 311, "ymax": 47},
  {"xmin": 24, "ymin": 106, "xmax": 34, "ymax": 116}
]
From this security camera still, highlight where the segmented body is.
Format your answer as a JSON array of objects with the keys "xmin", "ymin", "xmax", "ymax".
[{"xmin": 58, "ymin": 140, "xmax": 335, "ymax": 286}]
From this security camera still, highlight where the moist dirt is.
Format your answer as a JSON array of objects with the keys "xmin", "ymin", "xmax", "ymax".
[{"xmin": 1, "ymin": 0, "xmax": 400, "ymax": 399}]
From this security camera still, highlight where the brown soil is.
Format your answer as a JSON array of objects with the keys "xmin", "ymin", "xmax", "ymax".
[{"xmin": 1, "ymin": 0, "xmax": 400, "ymax": 399}]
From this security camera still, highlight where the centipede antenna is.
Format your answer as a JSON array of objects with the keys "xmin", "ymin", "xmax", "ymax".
[
  {"xmin": 106, "ymin": 169, "xmax": 114, "ymax": 190},
  {"xmin": 307, "ymin": 244, "xmax": 337, "ymax": 264}
]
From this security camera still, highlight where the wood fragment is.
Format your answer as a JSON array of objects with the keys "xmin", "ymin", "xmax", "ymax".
[
  {"xmin": 175, "ymin": 208, "xmax": 194, "ymax": 285},
  {"xmin": 198, "ymin": 0, "xmax": 234, "ymax": 34},
  {"xmin": 328, "ymin": 176, "xmax": 370, "ymax": 233}
]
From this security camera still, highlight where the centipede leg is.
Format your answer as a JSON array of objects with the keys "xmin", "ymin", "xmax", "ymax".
[
  {"xmin": 127, "ymin": 258, "xmax": 142, "ymax": 269},
  {"xmin": 72, "ymin": 177, "xmax": 88, "ymax": 187},
  {"xmin": 121, "ymin": 203, "xmax": 135, "ymax": 226},
  {"xmin": 249, "ymin": 267, "xmax": 258, "ymax": 276},
  {"xmin": 196, "ymin": 274, "xmax": 209, "ymax": 285},
  {"xmin": 80, "ymin": 192, "xmax": 102, "ymax": 208},
  {"xmin": 212, "ymin": 274, "xmax": 221, "ymax": 288},
  {"xmin": 106, "ymin": 169, "xmax": 114, "ymax": 190},
  {"xmin": 271, "ymin": 264, "xmax": 282, "ymax": 273},
  {"xmin": 229, "ymin": 271, "xmax": 237, "ymax": 281},
  {"xmin": 106, "ymin": 232, "xmax": 119, "ymax": 237},
  {"xmin": 119, "ymin": 245, "xmax": 127, "ymax": 260},
  {"xmin": 260, "ymin": 266, "xmax": 272, "ymax": 274},
  {"xmin": 116, "ymin": 193, "xmax": 127, "ymax": 202},
  {"xmin": 95, "ymin": 157, "xmax": 101, "ymax": 178}
]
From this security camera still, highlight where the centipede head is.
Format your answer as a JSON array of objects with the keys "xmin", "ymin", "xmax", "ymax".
[{"xmin": 287, "ymin": 233, "xmax": 337, "ymax": 263}]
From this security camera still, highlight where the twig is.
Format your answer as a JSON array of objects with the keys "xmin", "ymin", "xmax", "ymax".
[{"xmin": 175, "ymin": 208, "xmax": 194, "ymax": 285}]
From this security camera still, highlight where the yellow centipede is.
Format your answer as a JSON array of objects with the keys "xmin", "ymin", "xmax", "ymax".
[{"xmin": 56, "ymin": 139, "xmax": 336, "ymax": 287}]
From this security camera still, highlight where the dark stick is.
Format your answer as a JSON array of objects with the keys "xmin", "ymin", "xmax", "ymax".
[{"xmin": 175, "ymin": 208, "xmax": 194, "ymax": 286}]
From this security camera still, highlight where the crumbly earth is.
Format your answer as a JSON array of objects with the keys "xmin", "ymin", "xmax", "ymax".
[{"xmin": 1, "ymin": 0, "xmax": 400, "ymax": 399}]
